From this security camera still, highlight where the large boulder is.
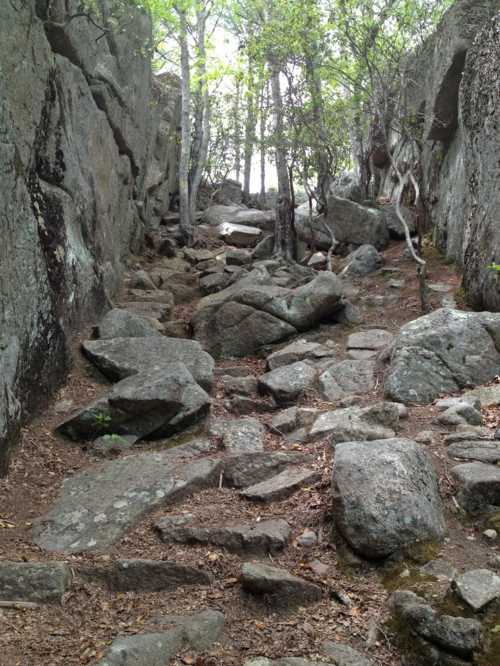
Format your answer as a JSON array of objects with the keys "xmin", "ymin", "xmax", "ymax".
[
  {"xmin": 192, "ymin": 270, "xmax": 345, "ymax": 358},
  {"xmin": 326, "ymin": 196, "xmax": 389, "ymax": 249},
  {"xmin": 95, "ymin": 308, "xmax": 162, "ymax": 339},
  {"xmin": 203, "ymin": 204, "xmax": 274, "ymax": 231},
  {"xmin": 329, "ymin": 172, "xmax": 362, "ymax": 203},
  {"xmin": 385, "ymin": 308, "xmax": 500, "ymax": 404},
  {"xmin": 344, "ymin": 244, "xmax": 384, "ymax": 276},
  {"xmin": 218, "ymin": 222, "xmax": 262, "ymax": 247},
  {"xmin": 332, "ymin": 438, "xmax": 446, "ymax": 558}
]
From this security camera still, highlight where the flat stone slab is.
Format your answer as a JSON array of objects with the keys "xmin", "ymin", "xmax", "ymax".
[
  {"xmin": 322, "ymin": 641, "xmax": 373, "ymax": 665},
  {"xmin": 448, "ymin": 439, "xmax": 500, "ymax": 464},
  {"xmin": 241, "ymin": 562, "xmax": 322, "ymax": 606},
  {"xmin": 451, "ymin": 461, "xmax": 500, "ymax": 514},
  {"xmin": 347, "ymin": 329, "xmax": 394, "ymax": 351},
  {"xmin": 0, "ymin": 562, "xmax": 71, "ymax": 602},
  {"xmin": 310, "ymin": 403, "xmax": 398, "ymax": 444},
  {"xmin": 462, "ymin": 383, "xmax": 500, "ymax": 407},
  {"xmin": 319, "ymin": 359, "xmax": 376, "ymax": 401},
  {"xmin": 82, "ymin": 337, "xmax": 215, "ymax": 390},
  {"xmin": 454, "ymin": 569, "xmax": 500, "ymax": 610},
  {"xmin": 155, "ymin": 517, "xmax": 291, "ymax": 554},
  {"xmin": 96, "ymin": 308, "xmax": 162, "ymax": 339},
  {"xmin": 210, "ymin": 417, "xmax": 265, "ymax": 454},
  {"xmin": 267, "ymin": 340, "xmax": 335, "ymax": 370},
  {"xmin": 259, "ymin": 361, "xmax": 318, "ymax": 403},
  {"xmin": 240, "ymin": 467, "xmax": 319, "ymax": 502},
  {"xmin": 33, "ymin": 453, "xmax": 222, "ymax": 553},
  {"xmin": 218, "ymin": 222, "xmax": 262, "ymax": 247},
  {"xmin": 223, "ymin": 452, "xmax": 311, "ymax": 488},
  {"xmin": 79, "ymin": 559, "xmax": 211, "ymax": 591},
  {"xmin": 98, "ymin": 609, "xmax": 224, "ymax": 666}
]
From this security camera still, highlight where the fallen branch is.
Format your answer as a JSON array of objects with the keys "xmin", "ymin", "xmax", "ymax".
[{"xmin": 0, "ymin": 601, "xmax": 40, "ymax": 610}]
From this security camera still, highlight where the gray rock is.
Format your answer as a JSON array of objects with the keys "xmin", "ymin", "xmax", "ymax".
[
  {"xmin": 272, "ymin": 407, "xmax": 298, "ymax": 434},
  {"xmin": 98, "ymin": 609, "xmax": 224, "ymax": 666},
  {"xmin": 211, "ymin": 418, "xmax": 265, "ymax": 454},
  {"xmin": 420, "ymin": 559, "xmax": 457, "ymax": 583},
  {"xmin": 344, "ymin": 244, "xmax": 384, "ymax": 276},
  {"xmin": 219, "ymin": 375, "xmax": 258, "ymax": 396},
  {"xmin": 252, "ymin": 234, "xmax": 275, "ymax": 260},
  {"xmin": 461, "ymin": 384, "xmax": 500, "ymax": 407},
  {"xmin": 33, "ymin": 454, "xmax": 222, "ymax": 553},
  {"xmin": 204, "ymin": 204, "xmax": 274, "ymax": 230},
  {"xmin": 326, "ymin": 196, "xmax": 389, "ymax": 249},
  {"xmin": 223, "ymin": 452, "xmax": 310, "ymax": 488},
  {"xmin": 435, "ymin": 396, "xmax": 481, "ymax": 411},
  {"xmin": 90, "ymin": 434, "xmax": 138, "ymax": 457},
  {"xmin": 332, "ymin": 438, "xmax": 446, "ymax": 558},
  {"xmin": 346, "ymin": 349, "xmax": 377, "ymax": 360},
  {"xmin": 318, "ymin": 360, "xmax": 376, "ymax": 402},
  {"xmin": 415, "ymin": 430, "xmax": 436, "ymax": 444},
  {"xmin": 437, "ymin": 403, "xmax": 483, "ymax": 426},
  {"xmin": 240, "ymin": 467, "xmax": 320, "ymax": 502},
  {"xmin": 383, "ymin": 204, "xmax": 417, "ymax": 239},
  {"xmin": 96, "ymin": 309, "xmax": 162, "ymax": 339},
  {"xmin": 259, "ymin": 362, "xmax": 318, "ymax": 404},
  {"xmin": 241, "ymin": 562, "xmax": 322, "ymax": 606},
  {"xmin": 155, "ymin": 517, "xmax": 291, "ymax": 554},
  {"xmin": 447, "ymin": 439, "xmax": 500, "ymax": 463},
  {"xmin": 226, "ymin": 248, "xmax": 253, "ymax": 266},
  {"xmin": 129, "ymin": 269, "xmax": 157, "ymax": 291},
  {"xmin": 322, "ymin": 642, "xmax": 372, "ymax": 666},
  {"xmin": 57, "ymin": 362, "xmax": 210, "ymax": 441},
  {"xmin": 385, "ymin": 309, "xmax": 500, "ymax": 404},
  {"xmin": 297, "ymin": 529, "xmax": 317, "ymax": 547},
  {"xmin": 227, "ymin": 395, "xmax": 276, "ymax": 415},
  {"xmin": 267, "ymin": 340, "xmax": 335, "ymax": 370},
  {"xmin": 122, "ymin": 301, "xmax": 171, "ymax": 324},
  {"xmin": 80, "ymin": 559, "xmax": 211, "ymax": 591},
  {"xmin": 453, "ymin": 568, "xmax": 500, "ymax": 610},
  {"xmin": 0, "ymin": 562, "xmax": 71, "ymax": 602},
  {"xmin": 200, "ymin": 271, "xmax": 229, "ymax": 295},
  {"xmin": 347, "ymin": 329, "xmax": 394, "ymax": 351},
  {"xmin": 390, "ymin": 590, "xmax": 482, "ymax": 659},
  {"xmin": 82, "ymin": 337, "xmax": 215, "ymax": 391},
  {"xmin": 310, "ymin": 403, "xmax": 399, "ymax": 444},
  {"xmin": 451, "ymin": 461, "xmax": 500, "ymax": 513},
  {"xmin": 218, "ymin": 222, "xmax": 262, "ymax": 247}
]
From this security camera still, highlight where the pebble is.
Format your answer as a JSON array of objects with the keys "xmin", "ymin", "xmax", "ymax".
[
  {"xmin": 483, "ymin": 529, "xmax": 498, "ymax": 540},
  {"xmin": 297, "ymin": 528, "xmax": 317, "ymax": 547}
]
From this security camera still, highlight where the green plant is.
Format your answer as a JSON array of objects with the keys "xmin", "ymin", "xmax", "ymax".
[
  {"xmin": 93, "ymin": 412, "xmax": 112, "ymax": 427},
  {"xmin": 487, "ymin": 263, "xmax": 500, "ymax": 272}
]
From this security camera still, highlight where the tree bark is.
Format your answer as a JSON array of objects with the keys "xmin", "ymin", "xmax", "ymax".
[
  {"xmin": 243, "ymin": 66, "xmax": 256, "ymax": 201},
  {"xmin": 233, "ymin": 77, "xmax": 242, "ymax": 182},
  {"xmin": 259, "ymin": 80, "xmax": 268, "ymax": 204},
  {"xmin": 178, "ymin": 8, "xmax": 193, "ymax": 246}
]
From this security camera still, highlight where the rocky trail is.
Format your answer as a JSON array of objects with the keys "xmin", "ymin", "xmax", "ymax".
[{"xmin": 0, "ymin": 221, "xmax": 499, "ymax": 666}]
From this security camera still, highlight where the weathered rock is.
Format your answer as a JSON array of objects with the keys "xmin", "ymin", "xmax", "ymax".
[
  {"xmin": 383, "ymin": 204, "xmax": 417, "ymax": 239},
  {"xmin": 318, "ymin": 360, "xmax": 376, "ymax": 402},
  {"xmin": 95, "ymin": 309, "xmax": 162, "ymax": 339},
  {"xmin": 218, "ymin": 222, "xmax": 262, "ymax": 247},
  {"xmin": 80, "ymin": 559, "xmax": 211, "ymax": 591},
  {"xmin": 33, "ymin": 454, "xmax": 222, "ymax": 553},
  {"xmin": 241, "ymin": 562, "xmax": 322, "ymax": 606},
  {"xmin": 90, "ymin": 434, "xmax": 138, "ymax": 457},
  {"xmin": 420, "ymin": 559, "xmax": 458, "ymax": 583},
  {"xmin": 385, "ymin": 309, "xmax": 500, "ymax": 404},
  {"xmin": 129, "ymin": 269, "xmax": 157, "ymax": 291},
  {"xmin": 437, "ymin": 403, "xmax": 483, "ymax": 426},
  {"xmin": 122, "ymin": 301, "xmax": 171, "ymax": 323},
  {"xmin": 0, "ymin": 562, "xmax": 71, "ymax": 602},
  {"xmin": 347, "ymin": 329, "xmax": 394, "ymax": 351},
  {"xmin": 240, "ymin": 467, "xmax": 319, "ymax": 502},
  {"xmin": 252, "ymin": 234, "xmax": 275, "ymax": 260},
  {"xmin": 200, "ymin": 271, "xmax": 230, "ymax": 295},
  {"xmin": 332, "ymin": 438, "xmax": 446, "ymax": 558},
  {"xmin": 210, "ymin": 418, "xmax": 265, "ymax": 454},
  {"xmin": 326, "ymin": 196, "xmax": 389, "ymax": 249},
  {"xmin": 226, "ymin": 248, "xmax": 253, "ymax": 266},
  {"xmin": 461, "ymin": 384, "xmax": 500, "ymax": 407},
  {"xmin": 322, "ymin": 642, "xmax": 373, "ymax": 666},
  {"xmin": 98, "ymin": 609, "xmax": 224, "ymax": 666},
  {"xmin": 203, "ymin": 204, "xmax": 274, "ymax": 230},
  {"xmin": 219, "ymin": 375, "xmax": 258, "ymax": 396},
  {"xmin": 57, "ymin": 363, "xmax": 210, "ymax": 441},
  {"xmin": 390, "ymin": 590, "xmax": 482, "ymax": 659},
  {"xmin": 448, "ymin": 439, "xmax": 500, "ymax": 463},
  {"xmin": 310, "ymin": 403, "xmax": 399, "ymax": 443},
  {"xmin": 259, "ymin": 362, "xmax": 318, "ymax": 404},
  {"xmin": 227, "ymin": 395, "xmax": 276, "ymax": 415},
  {"xmin": 453, "ymin": 568, "xmax": 500, "ymax": 610},
  {"xmin": 267, "ymin": 340, "xmax": 336, "ymax": 370},
  {"xmin": 451, "ymin": 461, "xmax": 500, "ymax": 514},
  {"xmin": 271, "ymin": 407, "xmax": 298, "ymax": 434},
  {"xmin": 82, "ymin": 337, "xmax": 214, "ymax": 390},
  {"xmin": 223, "ymin": 452, "xmax": 311, "ymax": 488},
  {"xmin": 435, "ymin": 395, "xmax": 481, "ymax": 411},
  {"xmin": 192, "ymin": 271, "xmax": 344, "ymax": 358},
  {"xmin": 155, "ymin": 517, "xmax": 291, "ymax": 554},
  {"xmin": 344, "ymin": 244, "xmax": 384, "ymax": 276}
]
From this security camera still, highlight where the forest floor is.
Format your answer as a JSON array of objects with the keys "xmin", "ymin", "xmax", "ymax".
[{"xmin": 0, "ymin": 236, "xmax": 498, "ymax": 666}]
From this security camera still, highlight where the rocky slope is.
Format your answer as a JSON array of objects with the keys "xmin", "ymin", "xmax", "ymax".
[{"xmin": 0, "ymin": 1, "xmax": 179, "ymax": 473}]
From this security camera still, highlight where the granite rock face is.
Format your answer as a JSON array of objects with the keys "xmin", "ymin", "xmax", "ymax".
[{"xmin": 0, "ymin": 1, "xmax": 179, "ymax": 473}]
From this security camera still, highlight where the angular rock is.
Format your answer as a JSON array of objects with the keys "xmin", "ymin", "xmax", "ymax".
[
  {"xmin": 322, "ymin": 642, "xmax": 373, "ymax": 666},
  {"xmin": 219, "ymin": 375, "xmax": 258, "ymax": 396},
  {"xmin": 33, "ymin": 454, "xmax": 222, "ymax": 553},
  {"xmin": 98, "ymin": 609, "xmax": 224, "ymax": 666},
  {"xmin": 332, "ymin": 438, "xmax": 446, "ymax": 558},
  {"xmin": 390, "ymin": 590, "xmax": 481, "ymax": 659},
  {"xmin": 80, "ymin": 559, "xmax": 211, "ymax": 591},
  {"xmin": 155, "ymin": 517, "xmax": 291, "ymax": 554},
  {"xmin": 383, "ymin": 204, "xmax": 417, "ymax": 239},
  {"xmin": 326, "ymin": 196, "xmax": 389, "ymax": 249},
  {"xmin": 228, "ymin": 395, "xmax": 276, "ymax": 416},
  {"xmin": 129, "ymin": 269, "xmax": 157, "ymax": 291},
  {"xmin": 95, "ymin": 309, "xmax": 162, "ymax": 339},
  {"xmin": 344, "ymin": 244, "xmax": 384, "ymax": 276},
  {"xmin": 453, "ymin": 568, "xmax": 500, "ymax": 610},
  {"xmin": 241, "ymin": 467, "xmax": 319, "ymax": 502},
  {"xmin": 122, "ymin": 301, "xmax": 171, "ymax": 323},
  {"xmin": 347, "ymin": 329, "xmax": 394, "ymax": 351},
  {"xmin": 223, "ymin": 452, "xmax": 310, "ymax": 488},
  {"xmin": 82, "ymin": 337, "xmax": 215, "ymax": 390},
  {"xmin": 435, "ymin": 395, "xmax": 481, "ymax": 411},
  {"xmin": 218, "ymin": 222, "xmax": 262, "ymax": 247},
  {"xmin": 90, "ymin": 434, "xmax": 138, "ymax": 457},
  {"xmin": 210, "ymin": 418, "xmax": 265, "ymax": 454},
  {"xmin": 226, "ymin": 248, "xmax": 253, "ymax": 266},
  {"xmin": 203, "ymin": 204, "xmax": 274, "ymax": 230},
  {"xmin": 200, "ymin": 271, "xmax": 229, "ymax": 295},
  {"xmin": 451, "ymin": 461, "xmax": 500, "ymax": 514},
  {"xmin": 318, "ymin": 360, "xmax": 376, "ymax": 402},
  {"xmin": 57, "ymin": 363, "xmax": 210, "ymax": 441},
  {"xmin": 310, "ymin": 403, "xmax": 399, "ymax": 444},
  {"xmin": 259, "ymin": 362, "xmax": 318, "ymax": 404},
  {"xmin": 461, "ymin": 384, "xmax": 500, "ymax": 407},
  {"xmin": 447, "ymin": 439, "xmax": 500, "ymax": 464},
  {"xmin": 241, "ymin": 562, "xmax": 322, "ymax": 606},
  {"xmin": 385, "ymin": 309, "xmax": 500, "ymax": 404},
  {"xmin": 271, "ymin": 407, "xmax": 298, "ymax": 434},
  {"xmin": 437, "ymin": 403, "xmax": 483, "ymax": 426},
  {"xmin": 267, "ymin": 340, "xmax": 336, "ymax": 370},
  {"xmin": 0, "ymin": 562, "xmax": 71, "ymax": 602}
]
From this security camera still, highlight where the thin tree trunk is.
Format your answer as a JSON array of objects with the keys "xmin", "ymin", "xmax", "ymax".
[
  {"xmin": 259, "ymin": 80, "xmax": 268, "ymax": 203},
  {"xmin": 233, "ymin": 77, "xmax": 242, "ymax": 182},
  {"xmin": 243, "ymin": 66, "xmax": 256, "ymax": 202},
  {"xmin": 178, "ymin": 8, "xmax": 192, "ymax": 246}
]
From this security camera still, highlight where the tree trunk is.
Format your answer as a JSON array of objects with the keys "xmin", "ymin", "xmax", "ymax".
[
  {"xmin": 243, "ymin": 66, "xmax": 256, "ymax": 202},
  {"xmin": 178, "ymin": 8, "xmax": 192, "ymax": 246},
  {"xmin": 270, "ymin": 62, "xmax": 294, "ymax": 260},
  {"xmin": 233, "ymin": 77, "xmax": 242, "ymax": 182},
  {"xmin": 259, "ymin": 80, "xmax": 268, "ymax": 203}
]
